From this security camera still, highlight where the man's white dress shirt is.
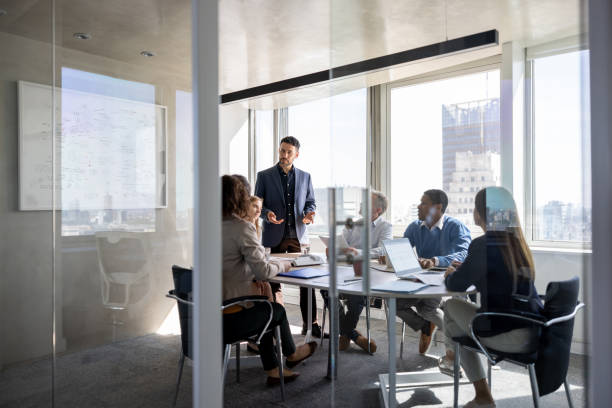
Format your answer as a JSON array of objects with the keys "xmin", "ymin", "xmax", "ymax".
[{"xmin": 342, "ymin": 216, "xmax": 393, "ymax": 258}]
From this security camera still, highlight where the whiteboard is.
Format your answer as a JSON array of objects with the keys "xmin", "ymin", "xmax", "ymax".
[{"xmin": 18, "ymin": 80, "xmax": 167, "ymax": 211}]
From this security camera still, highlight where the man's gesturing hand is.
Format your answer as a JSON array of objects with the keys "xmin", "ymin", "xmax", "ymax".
[
  {"xmin": 267, "ymin": 211, "xmax": 285, "ymax": 224},
  {"xmin": 302, "ymin": 211, "xmax": 315, "ymax": 225}
]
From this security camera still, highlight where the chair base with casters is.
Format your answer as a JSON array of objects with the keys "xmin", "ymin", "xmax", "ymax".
[{"xmin": 451, "ymin": 301, "xmax": 584, "ymax": 408}]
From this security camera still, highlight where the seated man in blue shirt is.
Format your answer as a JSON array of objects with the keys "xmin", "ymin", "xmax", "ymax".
[{"xmin": 397, "ymin": 189, "xmax": 471, "ymax": 355}]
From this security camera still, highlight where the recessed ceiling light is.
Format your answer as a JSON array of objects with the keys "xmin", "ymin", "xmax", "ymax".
[
  {"xmin": 140, "ymin": 51, "xmax": 155, "ymax": 57},
  {"xmin": 0, "ymin": 9, "xmax": 8, "ymax": 16},
  {"xmin": 73, "ymin": 32, "xmax": 91, "ymax": 40}
]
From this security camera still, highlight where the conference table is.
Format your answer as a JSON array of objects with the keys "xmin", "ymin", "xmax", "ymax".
[{"xmin": 269, "ymin": 253, "xmax": 475, "ymax": 408}]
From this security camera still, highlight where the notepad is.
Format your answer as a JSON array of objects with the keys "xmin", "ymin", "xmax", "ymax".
[
  {"xmin": 410, "ymin": 271, "xmax": 445, "ymax": 286},
  {"xmin": 278, "ymin": 268, "xmax": 329, "ymax": 279},
  {"xmin": 371, "ymin": 280, "xmax": 428, "ymax": 293}
]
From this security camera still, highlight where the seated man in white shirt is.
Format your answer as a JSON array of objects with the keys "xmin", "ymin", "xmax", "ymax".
[{"xmin": 321, "ymin": 191, "xmax": 392, "ymax": 353}]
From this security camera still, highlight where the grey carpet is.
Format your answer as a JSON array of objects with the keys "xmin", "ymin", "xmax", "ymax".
[{"xmin": 0, "ymin": 304, "xmax": 586, "ymax": 408}]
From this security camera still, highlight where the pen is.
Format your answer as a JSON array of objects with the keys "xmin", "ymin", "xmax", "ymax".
[{"xmin": 344, "ymin": 277, "xmax": 363, "ymax": 283}]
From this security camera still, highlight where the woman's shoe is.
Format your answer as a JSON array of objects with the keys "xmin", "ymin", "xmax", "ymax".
[
  {"xmin": 438, "ymin": 355, "xmax": 464, "ymax": 377},
  {"xmin": 266, "ymin": 372, "xmax": 300, "ymax": 386},
  {"xmin": 286, "ymin": 342, "xmax": 317, "ymax": 368},
  {"xmin": 462, "ymin": 400, "xmax": 496, "ymax": 408}
]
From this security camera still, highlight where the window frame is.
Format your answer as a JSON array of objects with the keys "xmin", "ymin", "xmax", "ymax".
[
  {"xmin": 524, "ymin": 38, "xmax": 591, "ymax": 250},
  {"xmin": 382, "ymin": 60, "xmax": 502, "ymax": 237}
]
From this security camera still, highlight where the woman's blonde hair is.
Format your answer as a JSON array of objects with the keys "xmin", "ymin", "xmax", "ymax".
[{"xmin": 248, "ymin": 196, "xmax": 263, "ymax": 236}]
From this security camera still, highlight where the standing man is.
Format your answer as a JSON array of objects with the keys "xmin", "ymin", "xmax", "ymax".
[
  {"xmin": 396, "ymin": 189, "xmax": 471, "ymax": 355},
  {"xmin": 255, "ymin": 136, "xmax": 325, "ymax": 338}
]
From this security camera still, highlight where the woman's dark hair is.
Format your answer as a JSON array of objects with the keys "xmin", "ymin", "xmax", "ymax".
[
  {"xmin": 423, "ymin": 189, "xmax": 448, "ymax": 213},
  {"xmin": 475, "ymin": 186, "xmax": 535, "ymax": 281},
  {"xmin": 222, "ymin": 175, "xmax": 249, "ymax": 218},
  {"xmin": 232, "ymin": 174, "xmax": 251, "ymax": 195}
]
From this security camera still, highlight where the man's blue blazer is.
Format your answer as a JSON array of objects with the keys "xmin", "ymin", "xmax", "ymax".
[{"xmin": 254, "ymin": 165, "xmax": 316, "ymax": 248}]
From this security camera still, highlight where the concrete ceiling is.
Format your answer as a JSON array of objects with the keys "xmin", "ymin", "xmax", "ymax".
[{"xmin": 0, "ymin": 0, "xmax": 585, "ymax": 105}]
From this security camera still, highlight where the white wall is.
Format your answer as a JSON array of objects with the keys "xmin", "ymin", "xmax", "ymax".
[
  {"xmin": 219, "ymin": 103, "xmax": 248, "ymax": 175},
  {"xmin": 532, "ymin": 249, "xmax": 589, "ymax": 354}
]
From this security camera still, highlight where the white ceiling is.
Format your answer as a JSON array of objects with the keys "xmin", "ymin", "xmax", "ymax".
[{"xmin": 0, "ymin": 0, "xmax": 585, "ymax": 106}]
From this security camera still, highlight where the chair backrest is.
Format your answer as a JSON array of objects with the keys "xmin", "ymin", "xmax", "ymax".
[
  {"xmin": 96, "ymin": 232, "xmax": 148, "ymax": 275},
  {"xmin": 535, "ymin": 276, "xmax": 580, "ymax": 396},
  {"xmin": 172, "ymin": 265, "xmax": 193, "ymax": 359}
]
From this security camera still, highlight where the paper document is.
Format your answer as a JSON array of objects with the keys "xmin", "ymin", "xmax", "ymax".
[
  {"xmin": 311, "ymin": 266, "xmax": 359, "ymax": 286},
  {"xmin": 372, "ymin": 280, "xmax": 428, "ymax": 293},
  {"xmin": 410, "ymin": 271, "xmax": 445, "ymax": 286},
  {"xmin": 371, "ymin": 263, "xmax": 394, "ymax": 272}
]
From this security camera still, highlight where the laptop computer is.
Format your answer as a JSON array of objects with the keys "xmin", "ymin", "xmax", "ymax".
[
  {"xmin": 319, "ymin": 234, "xmax": 348, "ymax": 250},
  {"xmin": 381, "ymin": 238, "xmax": 425, "ymax": 279}
]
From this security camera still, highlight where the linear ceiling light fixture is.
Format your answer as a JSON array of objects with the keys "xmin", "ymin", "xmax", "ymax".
[{"xmin": 220, "ymin": 29, "xmax": 498, "ymax": 104}]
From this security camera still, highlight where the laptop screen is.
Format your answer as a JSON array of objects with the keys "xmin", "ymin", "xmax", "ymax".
[{"xmin": 382, "ymin": 238, "xmax": 422, "ymax": 277}]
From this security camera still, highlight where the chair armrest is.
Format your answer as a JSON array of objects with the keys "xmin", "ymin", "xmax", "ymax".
[
  {"xmin": 543, "ymin": 302, "xmax": 584, "ymax": 327},
  {"xmin": 166, "ymin": 290, "xmax": 194, "ymax": 306},
  {"xmin": 467, "ymin": 311, "xmax": 545, "ymax": 364},
  {"xmin": 472, "ymin": 311, "xmax": 547, "ymax": 328},
  {"xmin": 222, "ymin": 295, "xmax": 269, "ymax": 308}
]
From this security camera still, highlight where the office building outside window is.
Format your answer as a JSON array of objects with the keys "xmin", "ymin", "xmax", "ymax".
[{"xmin": 389, "ymin": 70, "xmax": 500, "ymax": 237}]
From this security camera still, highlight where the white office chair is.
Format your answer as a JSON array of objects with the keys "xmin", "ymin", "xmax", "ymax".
[{"xmin": 95, "ymin": 231, "xmax": 151, "ymax": 338}]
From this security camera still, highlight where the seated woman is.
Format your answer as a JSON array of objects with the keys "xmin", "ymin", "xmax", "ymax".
[
  {"xmin": 222, "ymin": 175, "xmax": 316, "ymax": 385},
  {"xmin": 247, "ymin": 195, "xmax": 275, "ymax": 296},
  {"xmin": 443, "ymin": 186, "xmax": 544, "ymax": 408}
]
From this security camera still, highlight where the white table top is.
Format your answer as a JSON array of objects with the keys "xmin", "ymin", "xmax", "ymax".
[{"xmin": 269, "ymin": 253, "xmax": 476, "ymax": 299}]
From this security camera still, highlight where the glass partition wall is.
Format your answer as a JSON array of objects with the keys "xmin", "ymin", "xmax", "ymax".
[{"xmin": 1, "ymin": 1, "xmax": 194, "ymax": 407}]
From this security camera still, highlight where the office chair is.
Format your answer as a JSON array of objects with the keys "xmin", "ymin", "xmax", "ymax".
[
  {"xmin": 95, "ymin": 232, "xmax": 150, "ymax": 340},
  {"xmin": 167, "ymin": 265, "xmax": 286, "ymax": 407},
  {"xmin": 450, "ymin": 277, "xmax": 584, "ymax": 408}
]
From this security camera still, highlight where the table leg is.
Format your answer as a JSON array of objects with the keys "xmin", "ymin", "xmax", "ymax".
[
  {"xmin": 387, "ymin": 298, "xmax": 396, "ymax": 408},
  {"xmin": 305, "ymin": 287, "xmax": 313, "ymax": 343}
]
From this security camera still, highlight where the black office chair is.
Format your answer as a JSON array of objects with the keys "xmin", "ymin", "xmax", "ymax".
[
  {"xmin": 451, "ymin": 277, "xmax": 584, "ymax": 408},
  {"xmin": 166, "ymin": 265, "xmax": 287, "ymax": 407}
]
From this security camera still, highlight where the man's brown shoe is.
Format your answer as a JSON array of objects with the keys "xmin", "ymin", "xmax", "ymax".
[
  {"xmin": 339, "ymin": 335, "xmax": 350, "ymax": 351},
  {"xmin": 419, "ymin": 322, "xmax": 437, "ymax": 354},
  {"xmin": 354, "ymin": 334, "xmax": 377, "ymax": 353}
]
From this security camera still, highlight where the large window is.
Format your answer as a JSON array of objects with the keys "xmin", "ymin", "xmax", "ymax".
[
  {"xmin": 389, "ymin": 70, "xmax": 501, "ymax": 237},
  {"xmin": 287, "ymin": 88, "xmax": 367, "ymax": 237},
  {"xmin": 529, "ymin": 49, "xmax": 591, "ymax": 244}
]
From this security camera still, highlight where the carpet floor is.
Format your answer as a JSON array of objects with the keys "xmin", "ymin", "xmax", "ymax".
[{"xmin": 0, "ymin": 304, "xmax": 586, "ymax": 408}]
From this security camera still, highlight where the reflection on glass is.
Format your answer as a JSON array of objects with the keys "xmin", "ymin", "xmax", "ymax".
[
  {"xmin": 390, "ymin": 70, "xmax": 501, "ymax": 237},
  {"xmin": 176, "ymin": 90, "xmax": 194, "ymax": 231},
  {"xmin": 60, "ymin": 67, "xmax": 160, "ymax": 236},
  {"xmin": 532, "ymin": 50, "xmax": 591, "ymax": 243},
  {"xmin": 228, "ymin": 118, "xmax": 249, "ymax": 177},
  {"xmin": 255, "ymin": 110, "xmax": 274, "ymax": 174},
  {"xmin": 288, "ymin": 88, "xmax": 367, "ymax": 238}
]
